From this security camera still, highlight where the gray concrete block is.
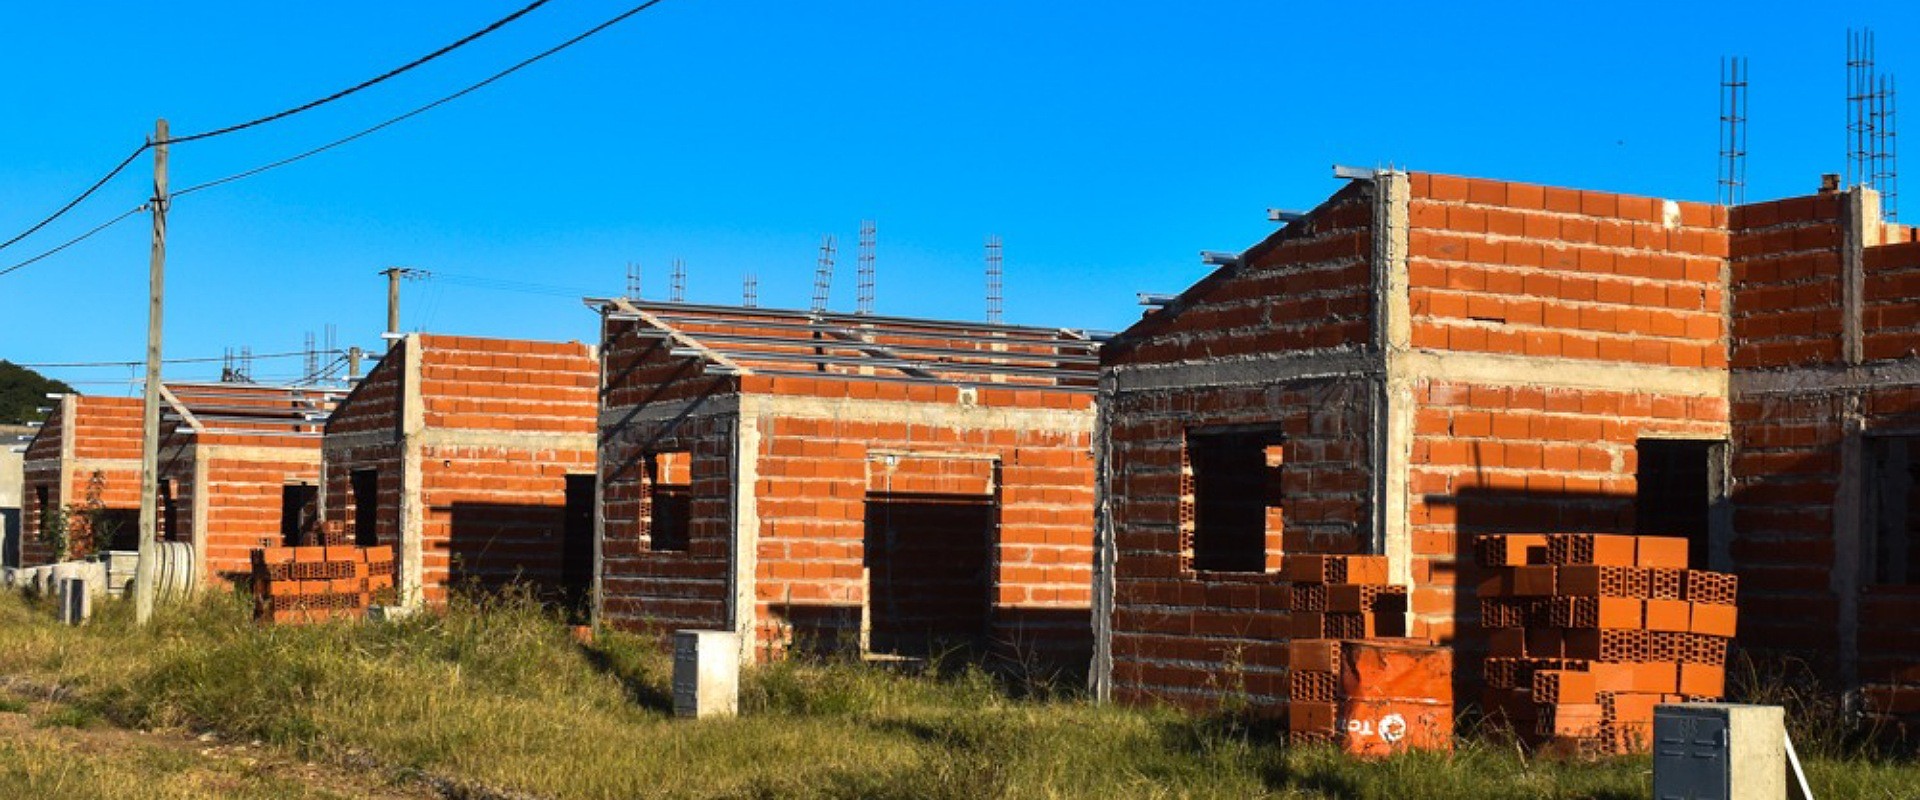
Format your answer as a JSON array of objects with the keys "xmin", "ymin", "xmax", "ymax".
[{"xmin": 673, "ymin": 630, "xmax": 740, "ymax": 719}]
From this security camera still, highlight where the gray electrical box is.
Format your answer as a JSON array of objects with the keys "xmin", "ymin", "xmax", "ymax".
[
  {"xmin": 672, "ymin": 630, "xmax": 740, "ymax": 719},
  {"xmin": 1653, "ymin": 703, "xmax": 1787, "ymax": 800}
]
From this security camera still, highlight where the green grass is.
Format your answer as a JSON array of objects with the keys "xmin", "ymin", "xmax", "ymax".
[{"xmin": 0, "ymin": 589, "xmax": 1914, "ymax": 799}]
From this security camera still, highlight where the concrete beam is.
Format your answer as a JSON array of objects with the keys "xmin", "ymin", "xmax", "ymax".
[
  {"xmin": 1404, "ymin": 350, "xmax": 1728, "ymax": 398},
  {"xmin": 1105, "ymin": 348, "xmax": 1380, "ymax": 394}
]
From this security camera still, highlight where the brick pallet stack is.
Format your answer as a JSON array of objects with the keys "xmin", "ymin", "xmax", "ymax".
[
  {"xmin": 1285, "ymin": 554, "xmax": 1453, "ymax": 754},
  {"xmin": 1474, "ymin": 533, "xmax": 1739, "ymax": 755},
  {"xmin": 251, "ymin": 545, "xmax": 397, "ymax": 625}
]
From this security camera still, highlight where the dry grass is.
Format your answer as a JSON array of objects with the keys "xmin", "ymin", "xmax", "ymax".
[{"xmin": 0, "ymin": 588, "xmax": 1914, "ymax": 799}]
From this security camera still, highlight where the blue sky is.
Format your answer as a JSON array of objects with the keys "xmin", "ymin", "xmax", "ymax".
[{"xmin": 2, "ymin": 1, "xmax": 1915, "ymax": 392}]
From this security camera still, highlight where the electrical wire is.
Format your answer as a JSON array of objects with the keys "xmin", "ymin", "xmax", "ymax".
[
  {"xmin": 0, "ymin": 1, "xmax": 553, "ymax": 256},
  {"xmin": 0, "ymin": 146, "xmax": 148, "ymax": 254},
  {"xmin": 11, "ymin": 350, "xmax": 337, "ymax": 369},
  {"xmin": 164, "ymin": 0, "xmax": 553, "ymax": 145},
  {"xmin": 174, "ymin": 0, "xmax": 671, "ymax": 198},
  {"xmin": 0, "ymin": 204, "xmax": 149, "ymax": 278}
]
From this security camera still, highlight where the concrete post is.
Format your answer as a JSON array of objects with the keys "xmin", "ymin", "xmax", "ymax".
[{"xmin": 673, "ymin": 630, "xmax": 741, "ymax": 719}]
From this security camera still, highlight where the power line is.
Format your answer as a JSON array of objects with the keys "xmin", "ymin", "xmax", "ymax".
[
  {"xmin": 175, "ymin": 0, "xmax": 673, "ymax": 198},
  {"xmin": 0, "ymin": 204, "xmax": 148, "ymax": 279},
  {"xmin": 163, "ymin": 0, "xmax": 553, "ymax": 145},
  {"xmin": 0, "ymin": 146, "xmax": 147, "ymax": 255},
  {"xmin": 10, "ymin": 349, "xmax": 336, "ymax": 369},
  {"xmin": 0, "ymin": 1, "xmax": 554, "ymax": 255}
]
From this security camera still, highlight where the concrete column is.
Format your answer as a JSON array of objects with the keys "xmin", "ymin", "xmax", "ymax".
[
  {"xmin": 399, "ymin": 334, "xmax": 427, "ymax": 608},
  {"xmin": 190, "ymin": 443, "xmax": 210, "ymax": 587},
  {"xmin": 1089, "ymin": 373, "xmax": 1117, "ymax": 702},
  {"xmin": 730, "ymin": 401, "xmax": 761, "ymax": 665},
  {"xmin": 1832, "ymin": 187, "xmax": 1882, "ymax": 688},
  {"xmin": 1371, "ymin": 172, "xmax": 1415, "ymax": 590}
]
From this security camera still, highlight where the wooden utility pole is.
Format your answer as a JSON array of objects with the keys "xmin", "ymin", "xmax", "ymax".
[
  {"xmin": 133, "ymin": 119, "xmax": 169, "ymax": 625},
  {"xmin": 383, "ymin": 267, "xmax": 403, "ymax": 338}
]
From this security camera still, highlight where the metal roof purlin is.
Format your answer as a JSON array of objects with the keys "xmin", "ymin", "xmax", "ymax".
[
  {"xmin": 606, "ymin": 296, "xmax": 751, "ymax": 376},
  {"xmin": 812, "ymin": 316, "xmax": 939, "ymax": 379},
  {"xmin": 158, "ymin": 384, "xmax": 208, "ymax": 435}
]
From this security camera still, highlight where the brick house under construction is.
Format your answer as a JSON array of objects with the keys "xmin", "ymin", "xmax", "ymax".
[
  {"xmin": 591, "ymin": 299, "xmax": 1098, "ymax": 668},
  {"xmin": 155, "ymin": 383, "xmax": 341, "ymax": 584},
  {"xmin": 319, "ymin": 334, "xmax": 598, "ymax": 608},
  {"xmin": 20, "ymin": 385, "xmax": 341, "ymax": 584},
  {"xmin": 1094, "ymin": 168, "xmax": 1920, "ymax": 716},
  {"xmin": 20, "ymin": 394, "xmax": 144, "ymax": 566}
]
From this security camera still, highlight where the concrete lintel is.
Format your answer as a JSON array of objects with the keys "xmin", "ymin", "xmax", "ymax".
[
  {"xmin": 1733, "ymin": 360, "xmax": 1920, "ymax": 396},
  {"xmin": 65, "ymin": 458, "xmax": 143, "ymax": 475},
  {"xmin": 196, "ymin": 444, "xmax": 323, "ymax": 466},
  {"xmin": 415, "ymin": 428, "xmax": 598, "ymax": 453},
  {"xmin": 320, "ymin": 430, "xmax": 401, "ymax": 453},
  {"xmin": 751, "ymin": 393, "xmax": 1094, "ymax": 434},
  {"xmin": 1107, "ymin": 348, "xmax": 1380, "ymax": 394},
  {"xmin": 1404, "ymin": 350, "xmax": 1728, "ymax": 397},
  {"xmin": 600, "ymin": 395, "xmax": 742, "ymax": 430}
]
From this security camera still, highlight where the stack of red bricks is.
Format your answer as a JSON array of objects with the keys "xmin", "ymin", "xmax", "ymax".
[
  {"xmin": 1475, "ymin": 533, "xmax": 1739, "ymax": 755},
  {"xmin": 251, "ymin": 545, "xmax": 397, "ymax": 625},
  {"xmin": 1285, "ymin": 555, "xmax": 1452, "ymax": 754}
]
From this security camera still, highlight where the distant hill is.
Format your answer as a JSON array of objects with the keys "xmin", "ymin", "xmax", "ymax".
[{"xmin": 0, "ymin": 360, "xmax": 76, "ymax": 425}]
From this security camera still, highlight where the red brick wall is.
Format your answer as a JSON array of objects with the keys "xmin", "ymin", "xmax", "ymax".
[
  {"xmin": 1410, "ymin": 382, "xmax": 1730, "ymax": 649},
  {"xmin": 1105, "ymin": 379, "xmax": 1373, "ymax": 711},
  {"xmin": 1725, "ymin": 194, "xmax": 1852, "ymax": 662},
  {"xmin": 321, "ymin": 335, "xmax": 598, "ymax": 604},
  {"xmin": 1407, "ymin": 173, "xmax": 1727, "ymax": 368},
  {"xmin": 1864, "ymin": 241, "xmax": 1920, "ymax": 361},
  {"xmin": 321, "ymin": 343, "xmax": 407, "ymax": 552},
  {"xmin": 414, "ymin": 336, "xmax": 597, "ymax": 602},
  {"xmin": 20, "ymin": 397, "xmax": 145, "ymax": 565},
  {"xmin": 744, "ymin": 377, "xmax": 1095, "ymax": 666},
  {"xmin": 1403, "ymin": 173, "xmax": 1732, "ymax": 663},
  {"xmin": 20, "ymin": 404, "xmax": 66, "ymax": 566},
  {"xmin": 596, "ymin": 332, "xmax": 1096, "ymax": 667},
  {"xmin": 599, "ymin": 409, "xmax": 737, "ymax": 636},
  {"xmin": 171, "ymin": 435, "xmax": 322, "ymax": 582},
  {"xmin": 1729, "ymin": 195, "xmax": 1847, "ymax": 369},
  {"xmin": 1103, "ymin": 181, "xmax": 1375, "ymax": 367}
]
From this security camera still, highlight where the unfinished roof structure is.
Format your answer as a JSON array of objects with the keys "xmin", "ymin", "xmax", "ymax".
[
  {"xmin": 155, "ymin": 383, "xmax": 342, "ymax": 583},
  {"xmin": 1095, "ymin": 168, "xmax": 1920, "ymax": 722},
  {"xmin": 319, "ymin": 334, "xmax": 599, "ymax": 608},
  {"xmin": 591, "ymin": 299, "xmax": 1098, "ymax": 668}
]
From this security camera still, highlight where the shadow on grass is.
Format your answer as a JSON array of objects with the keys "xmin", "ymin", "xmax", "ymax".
[{"xmin": 574, "ymin": 638, "xmax": 674, "ymax": 715}]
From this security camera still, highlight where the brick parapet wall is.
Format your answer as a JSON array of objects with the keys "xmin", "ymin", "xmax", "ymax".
[
  {"xmin": 1728, "ymin": 194, "xmax": 1847, "ymax": 368},
  {"xmin": 1406, "ymin": 173, "xmax": 1727, "ymax": 369},
  {"xmin": 1103, "ymin": 181, "xmax": 1376, "ymax": 368}
]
